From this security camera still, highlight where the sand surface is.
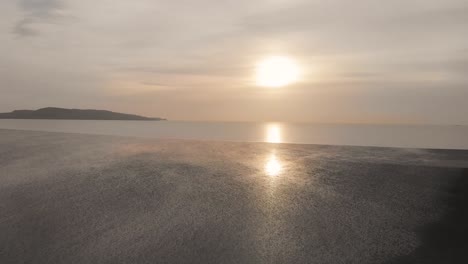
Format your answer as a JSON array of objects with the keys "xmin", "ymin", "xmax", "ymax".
[{"xmin": 1, "ymin": 129, "xmax": 467, "ymax": 263}]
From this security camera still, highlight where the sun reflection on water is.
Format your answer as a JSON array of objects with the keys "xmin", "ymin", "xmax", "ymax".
[
  {"xmin": 265, "ymin": 152, "xmax": 282, "ymax": 177},
  {"xmin": 265, "ymin": 123, "xmax": 282, "ymax": 143}
]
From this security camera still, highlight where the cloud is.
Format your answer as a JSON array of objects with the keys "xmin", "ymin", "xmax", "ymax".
[
  {"xmin": 13, "ymin": 0, "xmax": 65, "ymax": 36},
  {"xmin": 2, "ymin": 0, "xmax": 468, "ymax": 124},
  {"xmin": 119, "ymin": 65, "xmax": 244, "ymax": 77}
]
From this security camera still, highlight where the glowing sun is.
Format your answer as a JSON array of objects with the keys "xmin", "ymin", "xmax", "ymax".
[{"xmin": 256, "ymin": 56, "xmax": 300, "ymax": 87}]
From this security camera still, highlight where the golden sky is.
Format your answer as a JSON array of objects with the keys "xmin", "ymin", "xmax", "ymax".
[{"xmin": 1, "ymin": 0, "xmax": 468, "ymax": 124}]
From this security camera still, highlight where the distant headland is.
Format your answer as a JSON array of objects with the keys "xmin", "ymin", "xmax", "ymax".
[{"xmin": 0, "ymin": 107, "xmax": 166, "ymax": 121}]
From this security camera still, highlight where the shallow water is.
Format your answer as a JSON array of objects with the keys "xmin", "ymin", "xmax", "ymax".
[{"xmin": 0, "ymin": 119, "xmax": 467, "ymax": 149}]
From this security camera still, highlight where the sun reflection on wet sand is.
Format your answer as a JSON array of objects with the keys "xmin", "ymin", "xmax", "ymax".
[
  {"xmin": 258, "ymin": 149, "xmax": 286, "ymax": 258},
  {"xmin": 265, "ymin": 123, "xmax": 282, "ymax": 143},
  {"xmin": 265, "ymin": 152, "xmax": 282, "ymax": 177}
]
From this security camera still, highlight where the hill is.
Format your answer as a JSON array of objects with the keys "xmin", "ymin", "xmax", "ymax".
[{"xmin": 0, "ymin": 107, "xmax": 165, "ymax": 121}]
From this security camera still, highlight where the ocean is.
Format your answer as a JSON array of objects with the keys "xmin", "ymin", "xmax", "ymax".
[{"xmin": 0, "ymin": 119, "xmax": 467, "ymax": 149}]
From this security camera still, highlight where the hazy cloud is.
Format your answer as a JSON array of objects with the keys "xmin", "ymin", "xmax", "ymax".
[
  {"xmin": 13, "ymin": 0, "xmax": 65, "ymax": 36},
  {"xmin": 1, "ymin": 0, "xmax": 468, "ymax": 124}
]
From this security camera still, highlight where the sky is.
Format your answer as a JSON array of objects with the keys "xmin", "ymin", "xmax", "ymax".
[{"xmin": 1, "ymin": 0, "xmax": 467, "ymax": 124}]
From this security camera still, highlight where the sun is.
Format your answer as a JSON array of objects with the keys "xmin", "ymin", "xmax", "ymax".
[{"xmin": 256, "ymin": 56, "xmax": 300, "ymax": 87}]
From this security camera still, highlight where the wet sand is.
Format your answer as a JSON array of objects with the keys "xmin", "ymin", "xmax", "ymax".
[{"xmin": 1, "ymin": 129, "xmax": 467, "ymax": 264}]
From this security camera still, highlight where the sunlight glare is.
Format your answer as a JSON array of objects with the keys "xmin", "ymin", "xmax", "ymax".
[
  {"xmin": 256, "ymin": 56, "xmax": 300, "ymax": 87},
  {"xmin": 266, "ymin": 124, "xmax": 282, "ymax": 143},
  {"xmin": 265, "ymin": 153, "xmax": 282, "ymax": 177}
]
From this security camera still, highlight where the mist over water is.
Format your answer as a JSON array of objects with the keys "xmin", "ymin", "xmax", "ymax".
[{"xmin": 0, "ymin": 120, "xmax": 467, "ymax": 149}]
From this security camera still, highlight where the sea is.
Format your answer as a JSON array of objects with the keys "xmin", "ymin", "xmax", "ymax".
[{"xmin": 0, "ymin": 119, "xmax": 467, "ymax": 150}]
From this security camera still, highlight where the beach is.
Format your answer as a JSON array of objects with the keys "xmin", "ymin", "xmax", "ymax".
[{"xmin": 1, "ymin": 129, "xmax": 467, "ymax": 263}]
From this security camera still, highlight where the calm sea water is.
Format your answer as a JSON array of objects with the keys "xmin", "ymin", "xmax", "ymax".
[{"xmin": 0, "ymin": 119, "xmax": 467, "ymax": 149}]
